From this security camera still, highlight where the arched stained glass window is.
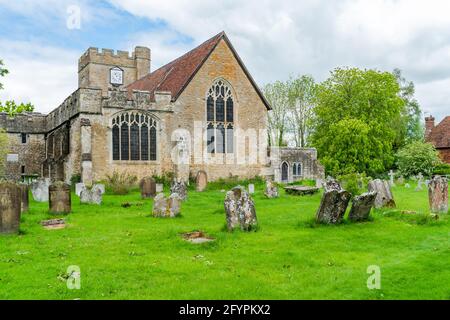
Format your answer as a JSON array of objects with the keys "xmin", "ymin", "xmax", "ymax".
[
  {"xmin": 111, "ymin": 111, "xmax": 157, "ymax": 161},
  {"xmin": 206, "ymin": 79, "xmax": 234, "ymax": 154}
]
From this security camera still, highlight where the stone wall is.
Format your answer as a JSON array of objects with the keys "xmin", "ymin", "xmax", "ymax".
[{"xmin": 437, "ymin": 148, "xmax": 450, "ymax": 164}]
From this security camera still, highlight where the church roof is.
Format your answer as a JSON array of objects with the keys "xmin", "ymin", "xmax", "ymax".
[
  {"xmin": 427, "ymin": 116, "xmax": 450, "ymax": 148},
  {"xmin": 127, "ymin": 31, "xmax": 271, "ymax": 110}
]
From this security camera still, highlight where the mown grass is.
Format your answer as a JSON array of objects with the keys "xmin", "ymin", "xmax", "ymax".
[{"xmin": 0, "ymin": 181, "xmax": 448, "ymax": 300}]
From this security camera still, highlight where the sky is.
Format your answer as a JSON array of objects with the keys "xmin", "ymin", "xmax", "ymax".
[{"xmin": 0, "ymin": 0, "xmax": 449, "ymax": 122}]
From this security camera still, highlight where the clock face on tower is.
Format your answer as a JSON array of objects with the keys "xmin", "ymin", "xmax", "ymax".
[{"xmin": 110, "ymin": 67, "xmax": 123, "ymax": 85}]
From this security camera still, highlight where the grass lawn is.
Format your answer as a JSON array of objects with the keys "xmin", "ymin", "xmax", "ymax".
[{"xmin": 0, "ymin": 181, "xmax": 449, "ymax": 300}]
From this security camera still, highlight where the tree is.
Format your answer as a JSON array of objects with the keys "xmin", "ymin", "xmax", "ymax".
[
  {"xmin": 0, "ymin": 59, "xmax": 8, "ymax": 90},
  {"xmin": 263, "ymin": 81, "xmax": 290, "ymax": 146},
  {"xmin": 396, "ymin": 141, "xmax": 441, "ymax": 177},
  {"xmin": 0, "ymin": 100, "xmax": 35, "ymax": 117},
  {"xmin": 393, "ymin": 68, "xmax": 423, "ymax": 147},
  {"xmin": 0, "ymin": 129, "xmax": 8, "ymax": 177},
  {"xmin": 286, "ymin": 75, "xmax": 317, "ymax": 147},
  {"xmin": 310, "ymin": 67, "xmax": 405, "ymax": 176}
]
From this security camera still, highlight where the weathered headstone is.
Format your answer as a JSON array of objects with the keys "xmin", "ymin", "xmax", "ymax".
[
  {"xmin": 428, "ymin": 176, "xmax": 448, "ymax": 214},
  {"xmin": 264, "ymin": 180, "xmax": 279, "ymax": 198},
  {"xmin": 248, "ymin": 184, "xmax": 255, "ymax": 194},
  {"xmin": 75, "ymin": 183, "xmax": 85, "ymax": 197},
  {"xmin": 92, "ymin": 183, "xmax": 105, "ymax": 195},
  {"xmin": 195, "ymin": 170, "xmax": 208, "ymax": 192},
  {"xmin": 170, "ymin": 180, "xmax": 187, "ymax": 201},
  {"xmin": 49, "ymin": 182, "xmax": 71, "ymax": 214},
  {"xmin": 168, "ymin": 193, "xmax": 182, "ymax": 217},
  {"xmin": 0, "ymin": 182, "xmax": 21, "ymax": 234},
  {"xmin": 140, "ymin": 177, "xmax": 156, "ymax": 198},
  {"xmin": 368, "ymin": 179, "xmax": 396, "ymax": 208},
  {"xmin": 152, "ymin": 193, "xmax": 182, "ymax": 218},
  {"xmin": 415, "ymin": 173, "xmax": 424, "ymax": 191},
  {"xmin": 156, "ymin": 183, "xmax": 164, "ymax": 193},
  {"xmin": 348, "ymin": 192, "xmax": 377, "ymax": 222},
  {"xmin": 315, "ymin": 180, "xmax": 351, "ymax": 224},
  {"xmin": 19, "ymin": 184, "xmax": 29, "ymax": 213},
  {"xmin": 388, "ymin": 170, "xmax": 395, "ymax": 187},
  {"xmin": 224, "ymin": 186, "xmax": 257, "ymax": 231},
  {"xmin": 80, "ymin": 187, "xmax": 102, "ymax": 205},
  {"xmin": 31, "ymin": 178, "xmax": 51, "ymax": 202},
  {"xmin": 315, "ymin": 178, "xmax": 323, "ymax": 188}
]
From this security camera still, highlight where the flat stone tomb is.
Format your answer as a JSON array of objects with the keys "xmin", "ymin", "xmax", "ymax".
[
  {"xmin": 182, "ymin": 231, "xmax": 215, "ymax": 244},
  {"xmin": 41, "ymin": 218, "xmax": 66, "ymax": 230},
  {"xmin": 284, "ymin": 186, "xmax": 319, "ymax": 196}
]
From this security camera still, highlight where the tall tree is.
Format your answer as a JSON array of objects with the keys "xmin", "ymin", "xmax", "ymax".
[
  {"xmin": 0, "ymin": 59, "xmax": 8, "ymax": 90},
  {"xmin": 0, "ymin": 100, "xmax": 34, "ymax": 117},
  {"xmin": 311, "ymin": 67, "xmax": 405, "ymax": 176},
  {"xmin": 263, "ymin": 81, "xmax": 289, "ymax": 146},
  {"xmin": 286, "ymin": 75, "xmax": 317, "ymax": 147}
]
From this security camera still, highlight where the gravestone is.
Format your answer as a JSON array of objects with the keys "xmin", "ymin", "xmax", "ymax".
[
  {"xmin": 49, "ymin": 182, "xmax": 71, "ymax": 214},
  {"xmin": 92, "ymin": 184, "xmax": 105, "ymax": 195},
  {"xmin": 405, "ymin": 183, "xmax": 411, "ymax": 189},
  {"xmin": 348, "ymin": 191, "xmax": 377, "ymax": 222},
  {"xmin": 425, "ymin": 179, "xmax": 430, "ymax": 187},
  {"xmin": 19, "ymin": 184, "xmax": 29, "ymax": 213},
  {"xmin": 315, "ymin": 180, "xmax": 351, "ymax": 224},
  {"xmin": 315, "ymin": 179, "xmax": 323, "ymax": 188},
  {"xmin": 0, "ymin": 182, "xmax": 21, "ymax": 234},
  {"xmin": 140, "ymin": 177, "xmax": 156, "ymax": 198},
  {"xmin": 170, "ymin": 180, "xmax": 187, "ymax": 201},
  {"xmin": 415, "ymin": 173, "xmax": 424, "ymax": 191},
  {"xmin": 31, "ymin": 178, "xmax": 51, "ymax": 202},
  {"xmin": 428, "ymin": 176, "xmax": 448, "ymax": 214},
  {"xmin": 264, "ymin": 180, "xmax": 279, "ymax": 198},
  {"xmin": 224, "ymin": 186, "xmax": 257, "ymax": 231},
  {"xmin": 248, "ymin": 184, "xmax": 255, "ymax": 194},
  {"xmin": 388, "ymin": 170, "xmax": 395, "ymax": 187},
  {"xmin": 397, "ymin": 176, "xmax": 405, "ymax": 186},
  {"xmin": 75, "ymin": 183, "xmax": 85, "ymax": 197},
  {"xmin": 368, "ymin": 179, "xmax": 396, "ymax": 208},
  {"xmin": 195, "ymin": 171, "xmax": 208, "ymax": 192},
  {"xmin": 80, "ymin": 187, "xmax": 102, "ymax": 205},
  {"xmin": 156, "ymin": 183, "xmax": 164, "ymax": 193},
  {"xmin": 152, "ymin": 193, "xmax": 182, "ymax": 218}
]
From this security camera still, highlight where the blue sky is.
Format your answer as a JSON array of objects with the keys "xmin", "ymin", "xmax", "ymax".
[{"xmin": 0, "ymin": 0, "xmax": 449, "ymax": 123}]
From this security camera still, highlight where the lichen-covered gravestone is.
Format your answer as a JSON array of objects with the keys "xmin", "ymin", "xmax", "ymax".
[
  {"xmin": 264, "ymin": 180, "xmax": 279, "ymax": 198},
  {"xmin": 140, "ymin": 177, "xmax": 156, "ymax": 198},
  {"xmin": 19, "ymin": 184, "xmax": 29, "ymax": 213},
  {"xmin": 348, "ymin": 191, "xmax": 377, "ymax": 222},
  {"xmin": 31, "ymin": 178, "xmax": 51, "ymax": 202},
  {"xmin": 428, "ymin": 176, "xmax": 448, "ymax": 214},
  {"xmin": 195, "ymin": 170, "xmax": 208, "ymax": 192},
  {"xmin": 49, "ymin": 182, "xmax": 71, "ymax": 214},
  {"xmin": 75, "ymin": 183, "xmax": 85, "ymax": 196},
  {"xmin": 0, "ymin": 182, "xmax": 21, "ymax": 234},
  {"xmin": 92, "ymin": 184, "xmax": 105, "ymax": 195},
  {"xmin": 170, "ymin": 180, "xmax": 187, "ymax": 201},
  {"xmin": 224, "ymin": 186, "xmax": 257, "ymax": 231},
  {"xmin": 368, "ymin": 179, "xmax": 396, "ymax": 208},
  {"xmin": 80, "ymin": 187, "xmax": 102, "ymax": 205},
  {"xmin": 152, "ymin": 193, "xmax": 182, "ymax": 218},
  {"xmin": 315, "ymin": 180, "xmax": 351, "ymax": 224}
]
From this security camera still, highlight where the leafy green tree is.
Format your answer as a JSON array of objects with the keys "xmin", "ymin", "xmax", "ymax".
[
  {"xmin": 0, "ymin": 59, "xmax": 8, "ymax": 90},
  {"xmin": 0, "ymin": 100, "xmax": 35, "ymax": 117},
  {"xmin": 263, "ymin": 81, "xmax": 290, "ymax": 146},
  {"xmin": 311, "ymin": 67, "xmax": 405, "ymax": 176},
  {"xmin": 396, "ymin": 141, "xmax": 441, "ymax": 177}
]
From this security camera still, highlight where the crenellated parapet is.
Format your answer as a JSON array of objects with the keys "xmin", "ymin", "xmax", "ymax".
[
  {"xmin": 103, "ymin": 88, "xmax": 173, "ymax": 111},
  {"xmin": 0, "ymin": 112, "xmax": 47, "ymax": 133}
]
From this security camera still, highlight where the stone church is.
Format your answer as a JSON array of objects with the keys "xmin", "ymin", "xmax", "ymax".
[{"xmin": 0, "ymin": 32, "xmax": 323, "ymax": 185}]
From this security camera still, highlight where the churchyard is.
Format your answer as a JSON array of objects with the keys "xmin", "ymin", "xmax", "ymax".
[{"xmin": 0, "ymin": 176, "xmax": 448, "ymax": 300}]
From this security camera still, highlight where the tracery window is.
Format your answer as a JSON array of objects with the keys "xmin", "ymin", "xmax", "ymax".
[
  {"xmin": 112, "ymin": 111, "xmax": 157, "ymax": 161},
  {"xmin": 293, "ymin": 163, "xmax": 302, "ymax": 177},
  {"xmin": 206, "ymin": 79, "xmax": 234, "ymax": 154}
]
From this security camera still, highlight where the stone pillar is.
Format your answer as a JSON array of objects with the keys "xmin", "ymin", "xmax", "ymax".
[
  {"xmin": 19, "ymin": 184, "xmax": 29, "ymax": 213},
  {"xmin": 80, "ymin": 118, "xmax": 93, "ymax": 186},
  {"xmin": 428, "ymin": 176, "xmax": 448, "ymax": 214},
  {"xmin": 0, "ymin": 182, "xmax": 21, "ymax": 234},
  {"xmin": 49, "ymin": 182, "xmax": 71, "ymax": 214}
]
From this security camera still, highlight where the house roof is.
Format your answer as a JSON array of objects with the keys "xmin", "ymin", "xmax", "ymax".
[
  {"xmin": 127, "ymin": 31, "xmax": 271, "ymax": 110},
  {"xmin": 427, "ymin": 116, "xmax": 450, "ymax": 148}
]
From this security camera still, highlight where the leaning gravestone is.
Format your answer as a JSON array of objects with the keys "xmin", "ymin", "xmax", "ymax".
[
  {"xmin": 19, "ymin": 184, "xmax": 29, "ymax": 213},
  {"xmin": 140, "ymin": 177, "xmax": 156, "ymax": 198},
  {"xmin": 428, "ymin": 176, "xmax": 448, "ymax": 214},
  {"xmin": 49, "ymin": 182, "xmax": 71, "ymax": 214},
  {"xmin": 0, "ymin": 182, "xmax": 21, "ymax": 234},
  {"xmin": 195, "ymin": 171, "xmax": 208, "ymax": 192},
  {"xmin": 224, "ymin": 186, "xmax": 257, "ymax": 231},
  {"xmin": 170, "ymin": 180, "xmax": 187, "ymax": 201},
  {"xmin": 264, "ymin": 180, "xmax": 279, "ymax": 198},
  {"xmin": 75, "ymin": 183, "xmax": 85, "ymax": 197},
  {"xmin": 315, "ymin": 179, "xmax": 351, "ymax": 224},
  {"xmin": 31, "ymin": 178, "xmax": 51, "ymax": 202},
  {"xmin": 80, "ymin": 187, "xmax": 102, "ymax": 205},
  {"xmin": 152, "ymin": 193, "xmax": 182, "ymax": 218},
  {"xmin": 348, "ymin": 191, "xmax": 377, "ymax": 222},
  {"xmin": 368, "ymin": 179, "xmax": 396, "ymax": 209}
]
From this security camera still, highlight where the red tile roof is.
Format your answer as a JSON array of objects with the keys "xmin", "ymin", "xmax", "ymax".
[
  {"xmin": 427, "ymin": 116, "xmax": 450, "ymax": 148},
  {"xmin": 127, "ymin": 31, "xmax": 271, "ymax": 110}
]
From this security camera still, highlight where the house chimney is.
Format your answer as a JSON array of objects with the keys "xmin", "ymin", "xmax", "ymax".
[{"xmin": 425, "ymin": 115, "xmax": 435, "ymax": 139}]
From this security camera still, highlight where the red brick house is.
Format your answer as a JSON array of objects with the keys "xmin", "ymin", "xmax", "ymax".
[{"xmin": 425, "ymin": 116, "xmax": 450, "ymax": 163}]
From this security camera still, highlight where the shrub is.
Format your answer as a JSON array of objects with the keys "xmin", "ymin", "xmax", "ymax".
[
  {"xmin": 105, "ymin": 171, "xmax": 138, "ymax": 195},
  {"xmin": 433, "ymin": 163, "xmax": 450, "ymax": 176},
  {"xmin": 337, "ymin": 172, "xmax": 369, "ymax": 197},
  {"xmin": 152, "ymin": 171, "xmax": 175, "ymax": 188},
  {"xmin": 396, "ymin": 141, "xmax": 441, "ymax": 177}
]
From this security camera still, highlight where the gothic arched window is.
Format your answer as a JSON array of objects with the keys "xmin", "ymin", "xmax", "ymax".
[
  {"xmin": 206, "ymin": 79, "xmax": 234, "ymax": 154},
  {"xmin": 111, "ymin": 111, "xmax": 157, "ymax": 161}
]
